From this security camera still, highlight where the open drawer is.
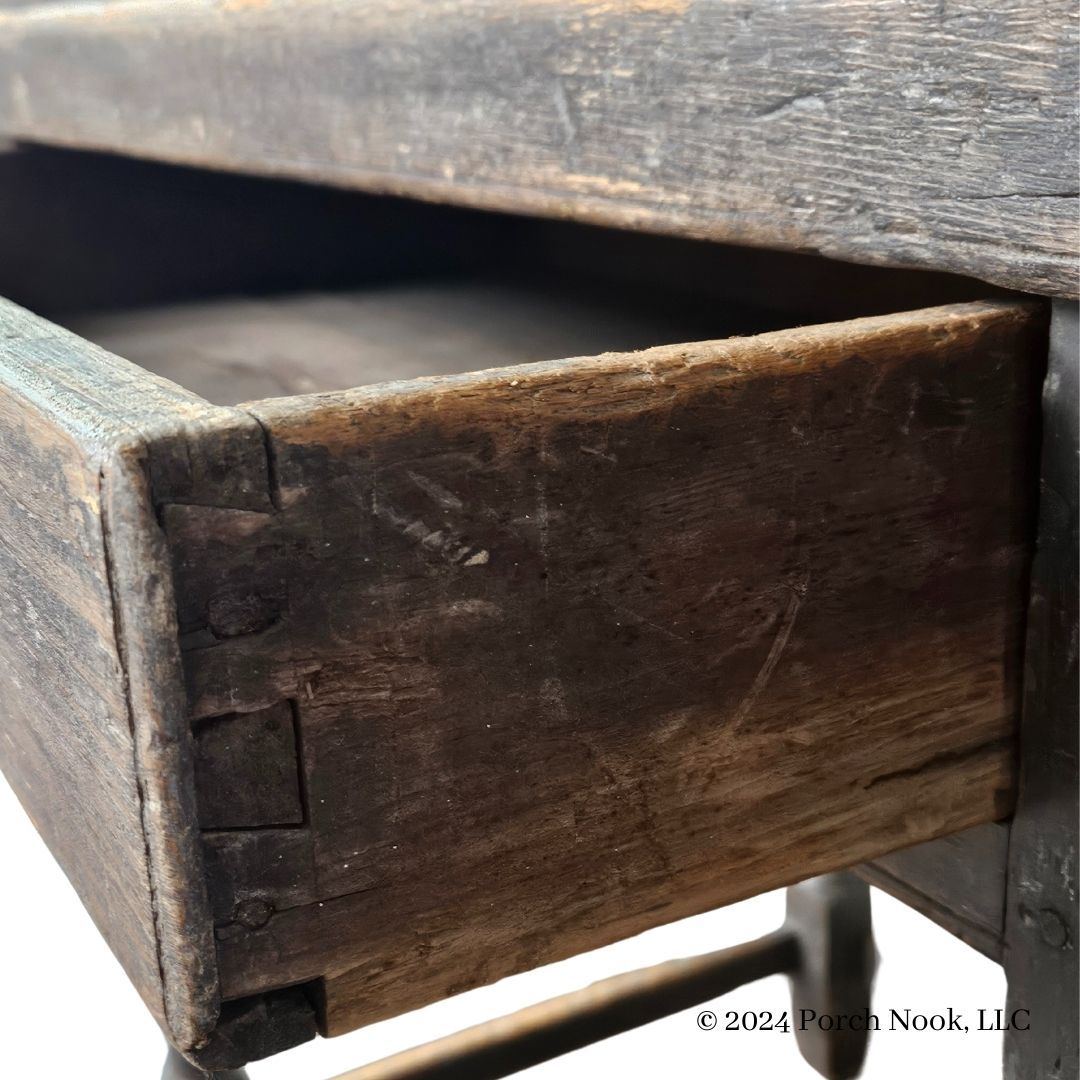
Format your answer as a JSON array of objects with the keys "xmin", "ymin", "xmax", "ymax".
[{"xmin": 0, "ymin": 155, "xmax": 1047, "ymax": 1070}]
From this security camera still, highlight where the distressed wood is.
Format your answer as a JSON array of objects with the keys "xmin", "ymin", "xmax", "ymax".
[
  {"xmin": 203, "ymin": 829, "xmax": 318, "ymax": 929},
  {"xmin": 193, "ymin": 704, "xmax": 304, "ymax": 831},
  {"xmin": 64, "ymin": 261, "xmax": 1017, "ymax": 411},
  {"xmin": 324, "ymin": 928, "xmax": 802, "ymax": 1080},
  {"xmin": 858, "ymin": 823, "xmax": 1010, "ymax": 960},
  {"xmin": 1003, "ymin": 302, "xmax": 1079, "ymax": 1080},
  {"xmin": 0, "ymin": 1, "xmax": 1074, "ymax": 297},
  {"xmin": 0, "ymin": 318, "xmax": 165, "ymax": 1032},
  {"xmin": 157, "ymin": 300, "xmax": 1044, "ymax": 1037},
  {"xmin": 0, "ymin": 296, "xmax": 271, "ymax": 1055},
  {"xmin": 189, "ymin": 987, "xmax": 318, "ymax": 1073},
  {"xmin": 0, "ymin": 281, "xmax": 1051, "ymax": 1062}
]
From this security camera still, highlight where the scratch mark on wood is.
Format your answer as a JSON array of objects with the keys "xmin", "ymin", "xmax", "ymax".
[
  {"xmin": 599, "ymin": 595, "xmax": 693, "ymax": 646},
  {"xmin": 730, "ymin": 572, "xmax": 810, "ymax": 730},
  {"xmin": 406, "ymin": 470, "xmax": 464, "ymax": 511},
  {"xmin": 551, "ymin": 75, "xmax": 578, "ymax": 146}
]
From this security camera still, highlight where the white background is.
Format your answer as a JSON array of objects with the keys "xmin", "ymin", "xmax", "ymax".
[{"xmin": 0, "ymin": 772, "xmax": 1006, "ymax": 1079}]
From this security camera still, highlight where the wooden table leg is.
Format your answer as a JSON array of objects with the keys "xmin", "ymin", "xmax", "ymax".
[
  {"xmin": 1002, "ymin": 302, "xmax": 1079, "ymax": 1080},
  {"xmin": 787, "ymin": 873, "xmax": 877, "ymax": 1080},
  {"xmin": 162, "ymin": 1044, "xmax": 250, "ymax": 1080},
  {"xmin": 322, "ymin": 872, "xmax": 875, "ymax": 1080}
]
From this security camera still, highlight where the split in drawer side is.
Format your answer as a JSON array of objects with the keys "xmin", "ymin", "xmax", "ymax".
[{"xmin": 161, "ymin": 300, "xmax": 1045, "ymax": 1040}]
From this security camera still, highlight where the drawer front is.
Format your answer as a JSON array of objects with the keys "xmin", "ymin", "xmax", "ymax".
[
  {"xmin": 159, "ymin": 301, "xmax": 1042, "ymax": 1038},
  {"xmin": 0, "ymin": 294, "xmax": 1045, "ymax": 1061}
]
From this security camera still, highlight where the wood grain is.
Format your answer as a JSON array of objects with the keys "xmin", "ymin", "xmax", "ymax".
[
  {"xmin": 161, "ymin": 300, "xmax": 1044, "ymax": 1037},
  {"xmin": 193, "ymin": 703, "xmax": 304, "ymax": 830},
  {"xmin": 0, "ymin": 296, "xmax": 269, "ymax": 1054},
  {"xmin": 0, "ymin": 143, "xmax": 1018, "ymax": 336},
  {"xmin": 0, "ymin": 281, "xmax": 1050, "ymax": 1061},
  {"xmin": 0, "ymin": 1, "xmax": 1074, "ymax": 297},
  {"xmin": 0, "ymin": 323, "xmax": 165, "ymax": 1030}
]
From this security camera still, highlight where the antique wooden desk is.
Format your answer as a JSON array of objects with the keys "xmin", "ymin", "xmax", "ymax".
[{"xmin": 0, "ymin": 3, "xmax": 1074, "ymax": 1078}]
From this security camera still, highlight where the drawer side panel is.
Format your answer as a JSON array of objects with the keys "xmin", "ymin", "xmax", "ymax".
[
  {"xmin": 0, "ymin": 296, "xmax": 272, "ymax": 1054},
  {"xmin": 0, "ymin": 374, "xmax": 166, "ymax": 1025}
]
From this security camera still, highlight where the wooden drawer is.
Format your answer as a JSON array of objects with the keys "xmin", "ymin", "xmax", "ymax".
[{"xmin": 0, "ymin": 247, "xmax": 1045, "ymax": 1066}]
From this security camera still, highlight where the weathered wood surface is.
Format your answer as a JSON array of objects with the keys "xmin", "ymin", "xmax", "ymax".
[
  {"xmin": 858, "ymin": 823, "xmax": 1010, "ymax": 960},
  {"xmin": 160, "ymin": 300, "xmax": 1044, "ymax": 1037},
  {"xmin": 0, "ymin": 310, "xmax": 165, "ymax": 1030},
  {"xmin": 0, "ymin": 297, "xmax": 271, "ymax": 1054},
  {"xmin": 1003, "ymin": 302, "xmax": 1078, "ymax": 1080},
  {"xmin": 0, "ymin": 282, "xmax": 1051, "ymax": 1061},
  {"xmin": 0, "ymin": 1, "xmax": 1074, "ymax": 297}
]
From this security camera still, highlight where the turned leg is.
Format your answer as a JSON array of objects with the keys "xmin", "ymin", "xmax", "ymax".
[
  {"xmin": 161, "ymin": 1044, "xmax": 250, "ymax": 1080},
  {"xmin": 786, "ymin": 872, "xmax": 877, "ymax": 1080}
]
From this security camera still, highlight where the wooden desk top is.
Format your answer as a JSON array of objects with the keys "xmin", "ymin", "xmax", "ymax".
[{"xmin": 0, "ymin": 0, "xmax": 1075, "ymax": 298}]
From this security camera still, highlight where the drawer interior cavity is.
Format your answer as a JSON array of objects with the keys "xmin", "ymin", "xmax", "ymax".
[{"xmin": 0, "ymin": 144, "xmax": 1016, "ymax": 403}]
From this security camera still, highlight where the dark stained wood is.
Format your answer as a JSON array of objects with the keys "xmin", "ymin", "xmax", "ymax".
[
  {"xmin": 0, "ymin": 295, "xmax": 270, "ymax": 1055},
  {"xmin": 0, "ymin": 1, "xmax": 1073, "ymax": 297},
  {"xmin": 324, "ymin": 930, "xmax": 800, "ymax": 1080},
  {"xmin": 193, "ymin": 704, "xmax": 304, "ymax": 830},
  {"xmin": 159, "ymin": 300, "xmax": 1043, "ymax": 1037},
  {"xmin": 191, "ymin": 987, "xmax": 318, "ymax": 1073},
  {"xmin": 1003, "ymin": 301, "xmax": 1079, "ymax": 1080},
  {"xmin": 0, "ymin": 276, "xmax": 1052, "ymax": 1064},
  {"xmin": 203, "ymin": 829, "xmax": 318, "ymax": 928},
  {"xmin": 858, "ymin": 822, "xmax": 1010, "ymax": 960},
  {"xmin": 63, "ymin": 265, "xmax": 1019, "ymax": 411},
  {"xmin": 0, "ymin": 312, "xmax": 165, "ymax": 1031}
]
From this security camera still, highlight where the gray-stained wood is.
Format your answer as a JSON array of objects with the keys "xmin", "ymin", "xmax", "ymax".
[
  {"xmin": 0, "ymin": 298, "xmax": 267, "ymax": 1052},
  {"xmin": 1003, "ymin": 302, "xmax": 1078, "ymax": 1079},
  {"xmin": 0, "ymin": 0, "xmax": 1074, "ymax": 297},
  {"xmin": 858, "ymin": 822, "xmax": 1010, "ymax": 960}
]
